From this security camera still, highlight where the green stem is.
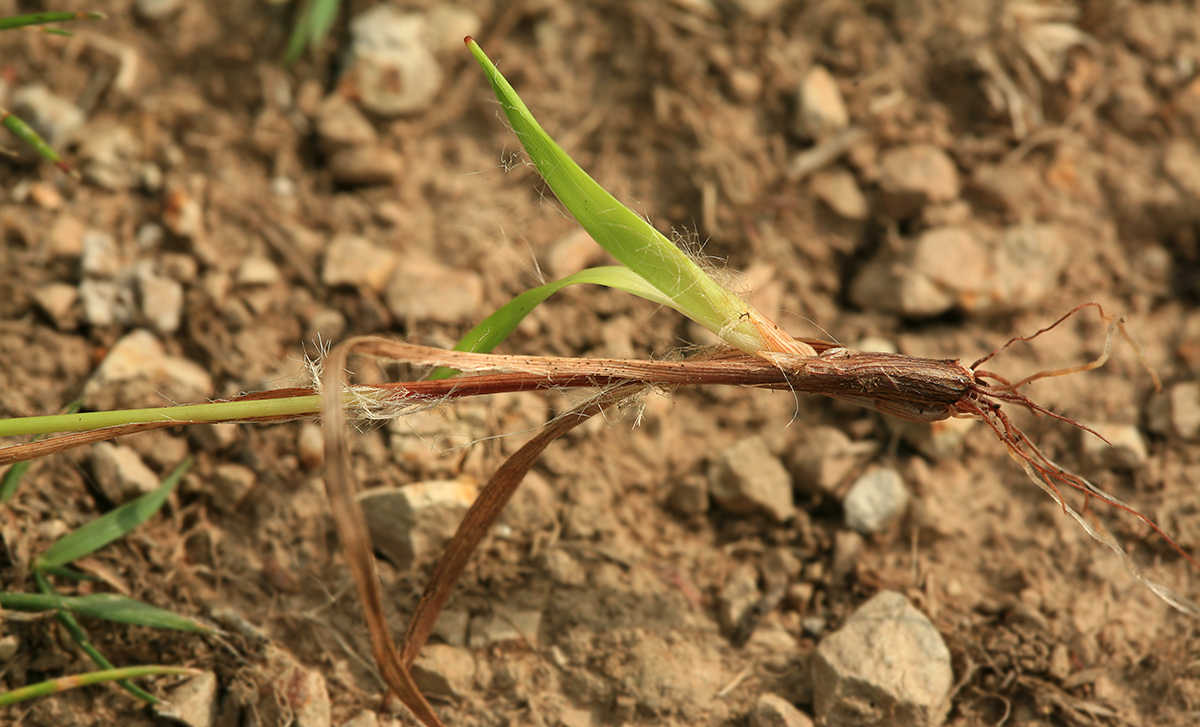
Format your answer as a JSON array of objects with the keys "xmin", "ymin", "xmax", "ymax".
[{"xmin": 0, "ymin": 665, "xmax": 193, "ymax": 707}]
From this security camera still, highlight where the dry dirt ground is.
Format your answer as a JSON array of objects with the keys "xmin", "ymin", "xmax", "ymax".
[{"xmin": 3, "ymin": 1, "xmax": 1200, "ymax": 726}]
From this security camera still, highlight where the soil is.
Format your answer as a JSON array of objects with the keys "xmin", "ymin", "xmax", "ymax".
[{"xmin": 2, "ymin": 1, "xmax": 1200, "ymax": 726}]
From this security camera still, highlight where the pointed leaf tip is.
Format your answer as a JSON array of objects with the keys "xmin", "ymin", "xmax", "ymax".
[{"xmin": 464, "ymin": 35, "xmax": 474, "ymax": 46}]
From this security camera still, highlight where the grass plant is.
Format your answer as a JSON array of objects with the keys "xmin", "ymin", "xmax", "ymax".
[{"xmin": 0, "ymin": 35, "xmax": 1195, "ymax": 724}]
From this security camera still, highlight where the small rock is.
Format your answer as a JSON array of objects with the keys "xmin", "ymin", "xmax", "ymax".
[
  {"xmin": 0, "ymin": 634, "xmax": 20, "ymax": 662},
  {"xmin": 709, "ymin": 436, "xmax": 795, "ymax": 521},
  {"xmin": 1079, "ymin": 423, "xmax": 1148, "ymax": 470},
  {"xmin": 316, "ymin": 95, "xmax": 377, "ymax": 151},
  {"xmin": 843, "ymin": 468, "xmax": 909, "ymax": 534},
  {"xmin": 719, "ymin": 562, "xmax": 762, "ymax": 633},
  {"xmin": 154, "ymin": 670, "xmax": 217, "ymax": 727},
  {"xmin": 426, "ymin": 4, "xmax": 482, "ymax": 55},
  {"xmin": 79, "ymin": 279, "xmax": 125, "ymax": 327},
  {"xmin": 343, "ymin": 6, "xmax": 443, "ymax": 117},
  {"xmin": 11, "ymin": 83, "xmax": 85, "ymax": 149},
  {"xmin": 810, "ymin": 168, "xmax": 868, "ymax": 220},
  {"xmin": 796, "ymin": 66, "xmax": 849, "ymax": 140},
  {"xmin": 730, "ymin": 0, "xmax": 789, "ymax": 20},
  {"xmin": 1107, "ymin": 80, "xmax": 1157, "ymax": 135},
  {"xmin": 77, "ymin": 123, "xmax": 140, "ymax": 190},
  {"xmin": 542, "ymin": 548, "xmax": 587, "ymax": 587},
  {"xmin": 431, "ymin": 609, "xmax": 470, "ymax": 648},
  {"xmin": 385, "ymin": 255, "xmax": 483, "ymax": 324},
  {"xmin": 1168, "ymin": 381, "xmax": 1200, "ymax": 440},
  {"xmin": 32, "ymin": 283, "xmax": 79, "ymax": 330},
  {"xmin": 322, "ymin": 234, "xmax": 397, "ymax": 292},
  {"xmin": 136, "ymin": 223, "xmax": 165, "ymax": 252},
  {"xmin": 236, "ymin": 256, "xmax": 282, "ymax": 286},
  {"xmin": 358, "ymin": 478, "xmax": 479, "ymax": 571},
  {"xmin": 546, "ymin": 228, "xmax": 606, "ymax": 278},
  {"xmin": 339, "ymin": 710, "xmax": 379, "ymax": 727},
  {"xmin": 812, "ymin": 591, "xmax": 953, "ymax": 727},
  {"xmin": 189, "ymin": 422, "xmax": 240, "ymax": 452},
  {"xmin": 328, "ymin": 145, "xmax": 403, "ymax": 185},
  {"xmin": 297, "ymin": 422, "xmax": 325, "ymax": 470},
  {"xmin": 990, "ymin": 225, "xmax": 1069, "ymax": 312},
  {"xmin": 666, "ymin": 474, "xmax": 710, "ymax": 515},
  {"xmin": 84, "ymin": 329, "xmax": 214, "ymax": 410},
  {"xmin": 306, "ymin": 307, "xmax": 347, "ymax": 343},
  {"xmin": 137, "ymin": 269, "xmax": 184, "ymax": 334},
  {"xmin": 801, "ymin": 617, "xmax": 826, "ymax": 637},
  {"xmin": 290, "ymin": 668, "xmax": 332, "ymax": 727},
  {"xmin": 211, "ymin": 463, "xmax": 257, "ymax": 511},
  {"xmin": 46, "ymin": 216, "xmax": 86, "ymax": 259},
  {"xmin": 136, "ymin": 0, "xmax": 182, "ymax": 21},
  {"xmin": 752, "ymin": 693, "xmax": 815, "ymax": 727},
  {"xmin": 91, "ymin": 442, "xmax": 159, "ymax": 503},
  {"xmin": 877, "ymin": 145, "xmax": 960, "ymax": 219},
  {"xmin": 788, "ymin": 426, "xmax": 865, "ymax": 497},
  {"xmin": 412, "ymin": 643, "xmax": 477, "ymax": 699},
  {"xmin": 888, "ymin": 416, "xmax": 975, "ymax": 461},
  {"xmin": 81, "ymin": 230, "xmax": 121, "ymax": 278},
  {"xmin": 468, "ymin": 608, "xmax": 542, "ymax": 649},
  {"xmin": 830, "ymin": 530, "xmax": 862, "ymax": 584}
]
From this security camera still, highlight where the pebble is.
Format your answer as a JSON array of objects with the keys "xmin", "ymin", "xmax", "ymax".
[
  {"xmin": 877, "ymin": 144, "xmax": 960, "ymax": 219},
  {"xmin": 210, "ymin": 463, "xmax": 257, "ymax": 511},
  {"xmin": 11, "ymin": 83, "xmax": 85, "ymax": 149},
  {"xmin": 343, "ymin": 6, "xmax": 443, "ymax": 117},
  {"xmin": 887, "ymin": 416, "xmax": 975, "ymax": 461},
  {"xmin": 809, "ymin": 168, "xmax": 868, "ymax": 220},
  {"xmin": 411, "ymin": 643, "xmax": 477, "ymax": 699},
  {"xmin": 339, "ymin": 711, "xmax": 378, "ymax": 727},
  {"xmin": 46, "ymin": 216, "xmax": 86, "ymax": 259},
  {"xmin": 730, "ymin": 0, "xmax": 789, "ymax": 20},
  {"xmin": 90, "ymin": 442, "xmax": 160, "ymax": 503},
  {"xmin": 328, "ymin": 144, "xmax": 403, "ymax": 186},
  {"xmin": 752, "ymin": 693, "xmax": 815, "ymax": 727},
  {"xmin": 666, "ymin": 474, "xmax": 710, "ymax": 515},
  {"xmin": 77, "ymin": 124, "xmax": 140, "ymax": 190},
  {"xmin": 357, "ymin": 478, "xmax": 479, "ymax": 571},
  {"xmin": 468, "ymin": 608, "xmax": 542, "ymax": 649},
  {"xmin": 81, "ymin": 230, "xmax": 121, "ymax": 278},
  {"xmin": 842, "ymin": 468, "xmax": 909, "ymax": 534},
  {"xmin": 0, "ymin": 634, "xmax": 18, "ymax": 662},
  {"xmin": 136, "ymin": 0, "xmax": 182, "ymax": 21},
  {"xmin": 154, "ymin": 670, "xmax": 217, "ymax": 727},
  {"xmin": 315, "ymin": 95, "xmax": 377, "ymax": 151},
  {"xmin": 990, "ymin": 225, "xmax": 1069, "ymax": 312},
  {"xmin": 84, "ymin": 329, "xmax": 214, "ymax": 410},
  {"xmin": 812, "ymin": 591, "xmax": 953, "ymax": 727},
  {"xmin": 189, "ymin": 422, "xmax": 240, "ymax": 452},
  {"xmin": 290, "ymin": 668, "xmax": 332, "ymax": 727},
  {"xmin": 709, "ymin": 436, "xmax": 795, "ymax": 522},
  {"xmin": 32, "ymin": 283, "xmax": 79, "ymax": 330},
  {"xmin": 425, "ymin": 4, "xmax": 482, "ymax": 54},
  {"xmin": 137, "ymin": 268, "xmax": 184, "ymax": 334},
  {"xmin": 322, "ymin": 234, "xmax": 397, "ymax": 292},
  {"xmin": 297, "ymin": 422, "xmax": 325, "ymax": 470},
  {"xmin": 385, "ymin": 255, "xmax": 483, "ymax": 324},
  {"xmin": 79, "ymin": 279, "xmax": 127, "ymax": 327},
  {"xmin": 306, "ymin": 307, "xmax": 347, "ymax": 343},
  {"xmin": 547, "ymin": 228, "xmax": 606, "ymax": 278},
  {"xmin": 1168, "ymin": 381, "xmax": 1200, "ymax": 440},
  {"xmin": 719, "ymin": 562, "xmax": 762, "ymax": 633},
  {"xmin": 1079, "ymin": 423, "xmax": 1148, "ymax": 470},
  {"xmin": 236, "ymin": 256, "xmax": 282, "ymax": 286},
  {"xmin": 788, "ymin": 426, "xmax": 865, "ymax": 497},
  {"xmin": 796, "ymin": 66, "xmax": 849, "ymax": 140}
]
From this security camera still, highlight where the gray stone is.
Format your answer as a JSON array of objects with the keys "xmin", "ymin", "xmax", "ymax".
[
  {"xmin": 468, "ymin": 608, "xmax": 542, "ymax": 649},
  {"xmin": 79, "ymin": 279, "xmax": 124, "ymax": 327},
  {"xmin": 358, "ymin": 478, "xmax": 479, "ymax": 571},
  {"xmin": 328, "ymin": 145, "xmax": 403, "ymax": 186},
  {"xmin": 813, "ymin": 591, "xmax": 953, "ymax": 727},
  {"xmin": 137, "ymin": 268, "xmax": 184, "ymax": 334},
  {"xmin": 752, "ymin": 693, "xmax": 815, "ymax": 727},
  {"xmin": 1079, "ymin": 423, "xmax": 1149, "ymax": 470},
  {"xmin": 0, "ymin": 634, "xmax": 18, "ymax": 662},
  {"xmin": 344, "ymin": 7, "xmax": 443, "ymax": 117},
  {"xmin": 878, "ymin": 145, "xmax": 960, "ymax": 218},
  {"xmin": 154, "ymin": 670, "xmax": 217, "ymax": 727},
  {"xmin": 719, "ymin": 562, "xmax": 761, "ymax": 633},
  {"xmin": 322, "ymin": 234, "xmax": 397, "ymax": 292},
  {"xmin": 887, "ymin": 417, "xmax": 975, "ymax": 461},
  {"xmin": 990, "ymin": 225, "xmax": 1069, "ymax": 312},
  {"xmin": 236, "ymin": 256, "xmax": 282, "ymax": 286},
  {"xmin": 385, "ymin": 255, "xmax": 483, "ymax": 324},
  {"xmin": 796, "ymin": 66, "xmax": 849, "ymax": 140},
  {"xmin": 81, "ymin": 230, "xmax": 121, "ymax": 278},
  {"xmin": 810, "ymin": 168, "xmax": 868, "ymax": 220},
  {"xmin": 11, "ymin": 83, "xmax": 85, "ymax": 149},
  {"xmin": 90, "ymin": 442, "xmax": 159, "ymax": 504},
  {"xmin": 709, "ymin": 436, "xmax": 795, "ymax": 521},
  {"xmin": 78, "ymin": 123, "xmax": 140, "ymax": 190},
  {"xmin": 411, "ymin": 643, "xmax": 477, "ymax": 699},
  {"xmin": 843, "ymin": 468, "xmax": 909, "ymax": 534}
]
